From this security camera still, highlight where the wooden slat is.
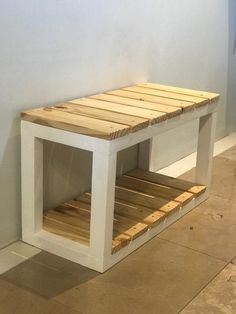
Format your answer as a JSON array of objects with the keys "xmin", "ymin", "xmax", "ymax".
[
  {"xmin": 117, "ymin": 176, "xmax": 194, "ymax": 205},
  {"xmin": 21, "ymin": 107, "xmax": 130, "ymax": 140},
  {"xmin": 113, "ymin": 215, "xmax": 148, "ymax": 240},
  {"xmin": 74, "ymin": 193, "xmax": 148, "ymax": 252},
  {"xmin": 43, "ymin": 203, "xmax": 90, "ymax": 245},
  {"xmin": 45, "ymin": 204, "xmax": 90, "ymax": 230},
  {"xmin": 139, "ymin": 83, "xmax": 220, "ymax": 102},
  {"xmin": 90, "ymin": 93, "xmax": 182, "ymax": 117},
  {"xmin": 43, "ymin": 167, "xmax": 207, "ymax": 255},
  {"xmin": 127, "ymin": 168, "xmax": 206, "ymax": 196},
  {"xmin": 115, "ymin": 200, "xmax": 165, "ymax": 227},
  {"xmin": 124, "ymin": 86, "xmax": 208, "ymax": 107},
  {"xmin": 115, "ymin": 186, "xmax": 180, "ymax": 214},
  {"xmin": 69, "ymin": 98, "xmax": 168, "ymax": 124},
  {"xmin": 50, "ymin": 102, "xmax": 149, "ymax": 133},
  {"xmin": 107, "ymin": 89, "xmax": 194, "ymax": 111},
  {"xmin": 43, "ymin": 217, "xmax": 90, "ymax": 245},
  {"xmin": 77, "ymin": 192, "xmax": 165, "ymax": 227}
]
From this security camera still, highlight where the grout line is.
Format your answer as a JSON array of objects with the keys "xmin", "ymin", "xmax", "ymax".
[
  {"xmin": 157, "ymin": 235, "xmax": 229, "ymax": 264},
  {"xmin": 178, "ymin": 260, "xmax": 232, "ymax": 313},
  {"xmin": 11, "ymin": 251, "xmax": 28, "ymax": 259}
]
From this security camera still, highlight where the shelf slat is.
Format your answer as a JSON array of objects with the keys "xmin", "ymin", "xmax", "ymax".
[
  {"xmin": 126, "ymin": 168, "xmax": 206, "ymax": 196},
  {"xmin": 117, "ymin": 175, "xmax": 194, "ymax": 205},
  {"xmin": 43, "ymin": 170, "xmax": 206, "ymax": 254}
]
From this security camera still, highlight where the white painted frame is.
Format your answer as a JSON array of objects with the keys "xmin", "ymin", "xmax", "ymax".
[{"xmin": 21, "ymin": 102, "xmax": 217, "ymax": 272}]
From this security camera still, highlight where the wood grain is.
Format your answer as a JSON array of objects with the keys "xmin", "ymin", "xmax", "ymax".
[
  {"xmin": 21, "ymin": 107, "xmax": 130, "ymax": 140},
  {"xmin": 43, "ymin": 168, "xmax": 206, "ymax": 254},
  {"xmin": 107, "ymin": 89, "xmax": 195, "ymax": 111},
  {"xmin": 126, "ymin": 168, "xmax": 206, "ymax": 196},
  {"xmin": 124, "ymin": 86, "xmax": 208, "ymax": 107},
  {"xmin": 139, "ymin": 83, "xmax": 220, "ymax": 102},
  {"xmin": 117, "ymin": 175, "xmax": 194, "ymax": 205},
  {"xmin": 21, "ymin": 82, "xmax": 217, "ymax": 140},
  {"xmin": 69, "ymin": 98, "xmax": 168, "ymax": 124},
  {"xmin": 51, "ymin": 102, "xmax": 149, "ymax": 132},
  {"xmin": 90, "ymin": 93, "xmax": 182, "ymax": 117}
]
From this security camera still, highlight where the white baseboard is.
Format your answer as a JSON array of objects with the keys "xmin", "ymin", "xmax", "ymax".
[{"xmin": 158, "ymin": 132, "xmax": 236, "ymax": 177}]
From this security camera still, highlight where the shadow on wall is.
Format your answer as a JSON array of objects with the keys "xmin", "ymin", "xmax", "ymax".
[
  {"xmin": 0, "ymin": 118, "xmax": 21, "ymax": 247},
  {"xmin": 43, "ymin": 140, "xmax": 138, "ymax": 212}
]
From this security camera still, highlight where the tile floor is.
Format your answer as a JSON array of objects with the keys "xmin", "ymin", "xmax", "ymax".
[{"xmin": 0, "ymin": 146, "xmax": 235, "ymax": 314}]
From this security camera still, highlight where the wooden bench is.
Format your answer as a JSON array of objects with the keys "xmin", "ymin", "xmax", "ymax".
[{"xmin": 21, "ymin": 82, "xmax": 219, "ymax": 272}]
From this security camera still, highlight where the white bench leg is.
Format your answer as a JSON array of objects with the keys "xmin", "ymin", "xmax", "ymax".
[
  {"xmin": 90, "ymin": 150, "xmax": 117, "ymax": 272},
  {"xmin": 21, "ymin": 122, "xmax": 43, "ymax": 241},
  {"xmin": 195, "ymin": 112, "xmax": 217, "ymax": 192},
  {"xmin": 138, "ymin": 138, "xmax": 156, "ymax": 171}
]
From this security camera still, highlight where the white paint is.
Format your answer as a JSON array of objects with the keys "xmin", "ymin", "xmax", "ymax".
[
  {"xmin": 195, "ymin": 113, "xmax": 217, "ymax": 189},
  {"xmin": 0, "ymin": 0, "xmax": 230, "ymax": 247}
]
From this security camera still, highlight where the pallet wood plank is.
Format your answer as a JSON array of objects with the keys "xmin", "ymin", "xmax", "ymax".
[
  {"xmin": 74, "ymin": 193, "xmax": 148, "ymax": 252},
  {"xmin": 115, "ymin": 200, "xmax": 166, "ymax": 226},
  {"xmin": 69, "ymin": 98, "xmax": 168, "ymax": 124},
  {"xmin": 139, "ymin": 83, "xmax": 220, "ymax": 102},
  {"xmin": 115, "ymin": 186, "xmax": 180, "ymax": 214},
  {"xmin": 22, "ymin": 107, "xmax": 130, "ymax": 140},
  {"xmin": 90, "ymin": 93, "xmax": 182, "ymax": 117},
  {"xmin": 124, "ymin": 86, "xmax": 208, "ymax": 107},
  {"xmin": 107, "ymin": 89, "xmax": 194, "ymax": 111},
  {"xmin": 127, "ymin": 168, "xmax": 206, "ymax": 196},
  {"xmin": 43, "ymin": 166, "xmax": 207, "ymax": 255},
  {"xmin": 117, "ymin": 175, "xmax": 194, "ymax": 205},
  {"xmin": 43, "ymin": 217, "xmax": 90, "ymax": 245},
  {"xmin": 77, "ymin": 192, "xmax": 165, "ymax": 227},
  {"xmin": 51, "ymin": 102, "xmax": 149, "ymax": 132}
]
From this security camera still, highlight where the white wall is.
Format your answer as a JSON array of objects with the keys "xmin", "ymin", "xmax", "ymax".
[
  {"xmin": 227, "ymin": 0, "xmax": 236, "ymax": 132},
  {"xmin": 0, "ymin": 0, "xmax": 229, "ymax": 247}
]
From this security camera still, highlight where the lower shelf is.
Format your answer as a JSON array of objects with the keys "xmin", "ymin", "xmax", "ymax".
[{"xmin": 43, "ymin": 168, "xmax": 206, "ymax": 254}]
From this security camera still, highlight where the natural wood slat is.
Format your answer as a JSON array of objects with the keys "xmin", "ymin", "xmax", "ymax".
[
  {"xmin": 50, "ymin": 103, "xmax": 149, "ymax": 132},
  {"xmin": 126, "ymin": 168, "xmax": 206, "ymax": 196},
  {"xmin": 107, "ymin": 89, "xmax": 195, "ymax": 111},
  {"xmin": 76, "ymin": 192, "xmax": 166, "ymax": 227},
  {"xmin": 22, "ymin": 82, "xmax": 217, "ymax": 140},
  {"xmin": 117, "ymin": 175, "xmax": 194, "ymax": 205},
  {"xmin": 90, "ymin": 93, "xmax": 182, "ymax": 117},
  {"xmin": 115, "ymin": 186, "xmax": 180, "ymax": 214},
  {"xmin": 69, "ymin": 98, "xmax": 168, "ymax": 124},
  {"xmin": 43, "ymin": 169, "xmax": 206, "ymax": 254},
  {"xmin": 21, "ymin": 107, "xmax": 130, "ymax": 140},
  {"xmin": 139, "ymin": 83, "xmax": 220, "ymax": 102},
  {"xmin": 124, "ymin": 86, "xmax": 209, "ymax": 107},
  {"xmin": 114, "ymin": 200, "xmax": 166, "ymax": 226}
]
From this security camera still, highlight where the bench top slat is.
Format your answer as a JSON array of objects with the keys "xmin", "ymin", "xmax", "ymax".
[
  {"xmin": 138, "ymin": 83, "xmax": 220, "ymax": 102},
  {"xmin": 21, "ymin": 82, "xmax": 219, "ymax": 140}
]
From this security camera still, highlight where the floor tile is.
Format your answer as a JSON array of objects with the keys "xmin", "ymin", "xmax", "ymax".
[
  {"xmin": 158, "ymin": 194, "xmax": 236, "ymax": 262},
  {"xmin": 210, "ymin": 156, "xmax": 236, "ymax": 200},
  {"xmin": 0, "ymin": 241, "xmax": 41, "ymax": 275},
  {"xmin": 7, "ymin": 241, "xmax": 41, "ymax": 258},
  {"xmin": 54, "ymin": 238, "xmax": 226, "ymax": 314},
  {"xmin": 181, "ymin": 262, "xmax": 236, "ymax": 313},
  {"xmin": 0, "ymin": 251, "xmax": 26, "ymax": 275},
  {"xmin": 180, "ymin": 156, "xmax": 236, "ymax": 200},
  {"xmin": 1, "ymin": 254, "xmax": 96, "ymax": 298},
  {"xmin": 0, "ymin": 278, "xmax": 82, "ymax": 314},
  {"xmin": 219, "ymin": 145, "xmax": 236, "ymax": 161}
]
